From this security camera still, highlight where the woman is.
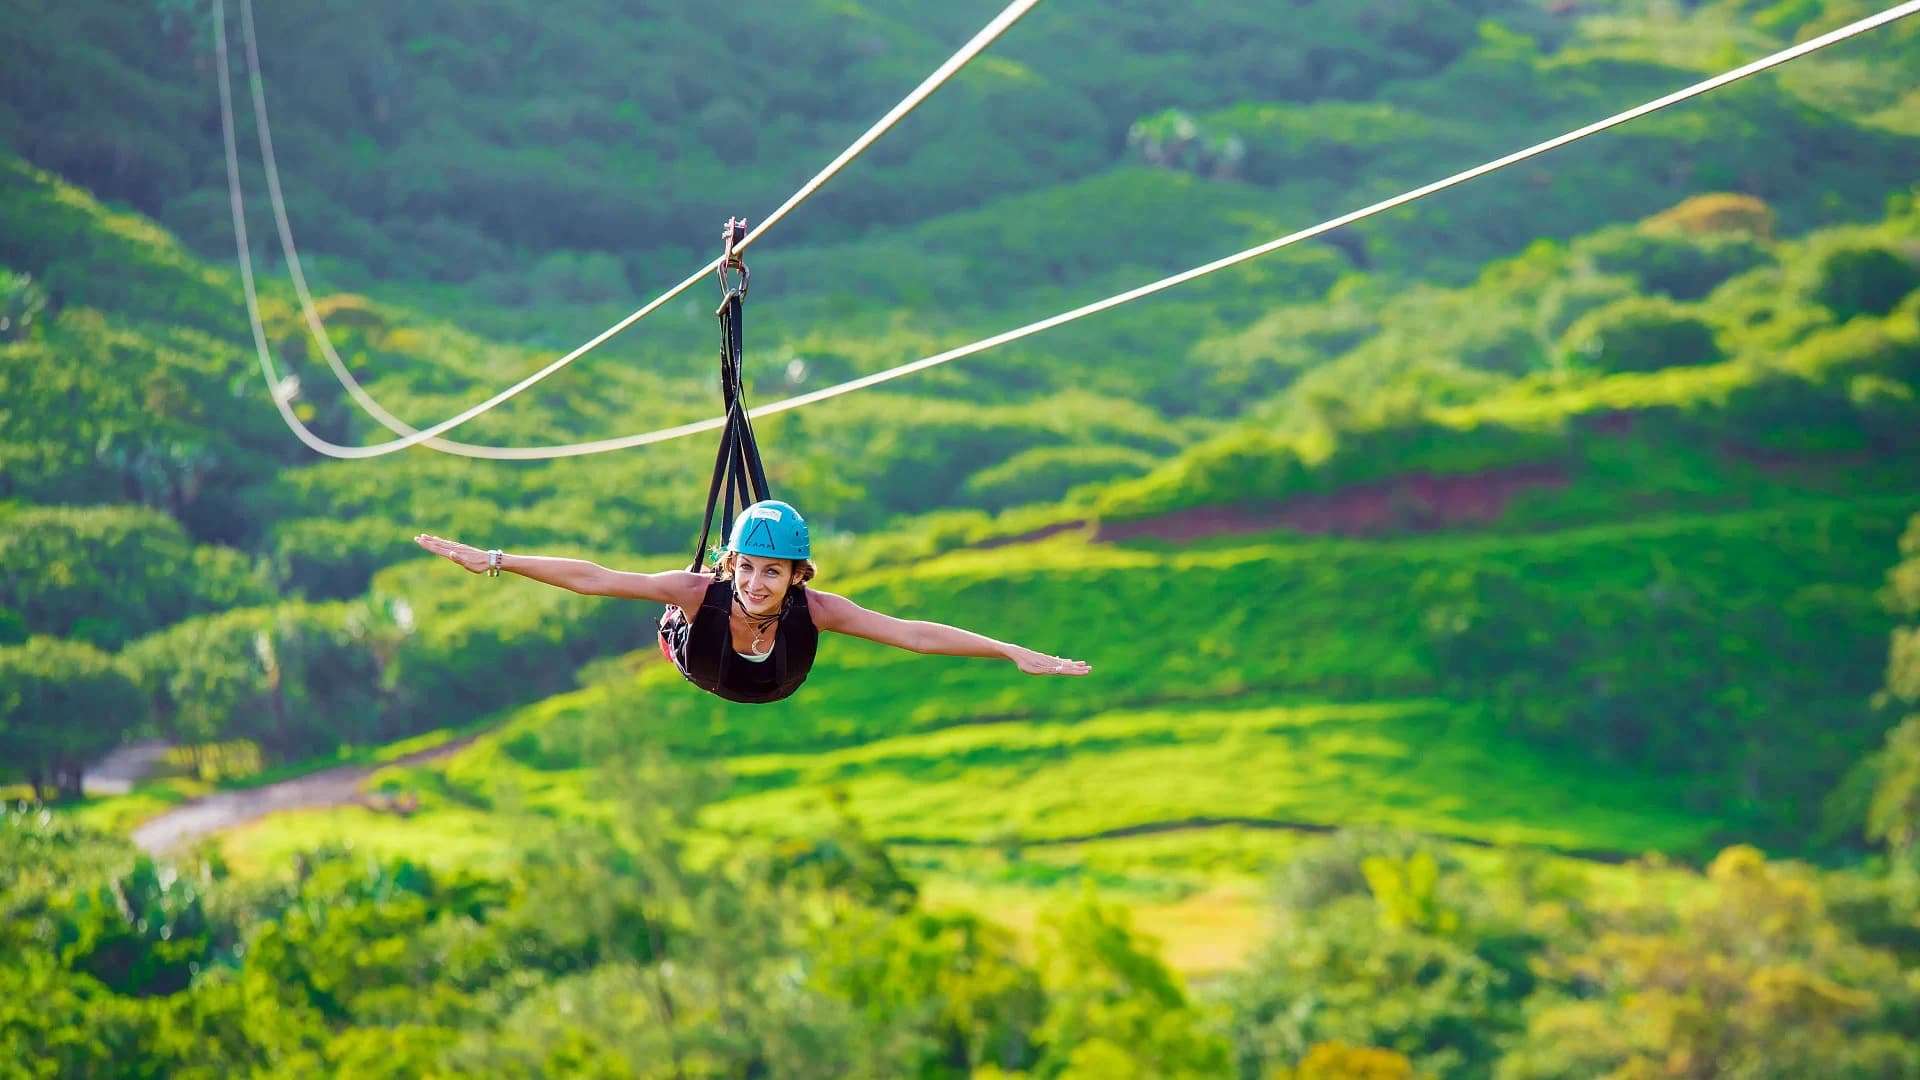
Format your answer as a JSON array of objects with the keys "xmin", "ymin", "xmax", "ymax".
[{"xmin": 412, "ymin": 499, "xmax": 1091, "ymax": 703}]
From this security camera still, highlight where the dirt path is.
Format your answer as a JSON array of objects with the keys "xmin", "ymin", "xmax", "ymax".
[
  {"xmin": 131, "ymin": 735, "xmax": 478, "ymax": 855},
  {"xmin": 83, "ymin": 741, "xmax": 173, "ymax": 796}
]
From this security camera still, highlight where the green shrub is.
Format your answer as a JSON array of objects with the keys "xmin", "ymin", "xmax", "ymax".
[
  {"xmin": 0, "ymin": 607, "xmax": 25, "ymax": 647},
  {"xmin": 53, "ymin": 856, "xmax": 211, "ymax": 997},
  {"xmin": 1641, "ymin": 192, "xmax": 1775, "ymax": 241},
  {"xmin": 962, "ymin": 445, "xmax": 1160, "ymax": 512},
  {"xmin": 1536, "ymin": 274, "xmax": 1637, "ymax": 343},
  {"xmin": 0, "ymin": 266, "xmax": 48, "ymax": 342},
  {"xmin": 269, "ymin": 516, "xmax": 418, "ymax": 600},
  {"xmin": 1812, "ymin": 244, "xmax": 1920, "ymax": 320},
  {"xmin": 1559, "ymin": 297, "xmax": 1724, "ymax": 372},
  {"xmin": 1575, "ymin": 225, "xmax": 1772, "ymax": 301}
]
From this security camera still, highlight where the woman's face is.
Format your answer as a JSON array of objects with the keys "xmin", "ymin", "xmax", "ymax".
[{"xmin": 731, "ymin": 555, "xmax": 795, "ymax": 616}]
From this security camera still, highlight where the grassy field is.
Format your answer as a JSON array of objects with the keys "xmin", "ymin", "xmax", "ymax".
[
  {"xmin": 455, "ymin": 490, "xmax": 1912, "ymax": 845},
  {"xmin": 698, "ymin": 696, "xmax": 1718, "ymax": 854},
  {"xmin": 202, "ymin": 710, "xmax": 1712, "ymax": 980}
]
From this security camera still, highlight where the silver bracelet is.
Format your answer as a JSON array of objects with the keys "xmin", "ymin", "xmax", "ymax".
[{"xmin": 486, "ymin": 549, "xmax": 503, "ymax": 577}]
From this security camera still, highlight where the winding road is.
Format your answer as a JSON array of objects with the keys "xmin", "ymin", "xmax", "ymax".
[{"xmin": 130, "ymin": 736, "xmax": 476, "ymax": 854}]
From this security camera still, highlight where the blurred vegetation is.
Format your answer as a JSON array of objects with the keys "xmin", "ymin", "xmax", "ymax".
[
  {"xmin": 0, "ymin": 758, "xmax": 1247, "ymax": 1077},
  {"xmin": 7, "ymin": 768, "xmax": 1918, "ymax": 1076}
]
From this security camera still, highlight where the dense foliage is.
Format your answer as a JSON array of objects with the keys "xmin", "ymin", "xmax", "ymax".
[
  {"xmin": 0, "ymin": 761, "xmax": 1240, "ymax": 1077},
  {"xmin": 0, "ymin": 639, "xmax": 142, "ymax": 800},
  {"xmin": 5, "ymin": 783, "xmax": 1917, "ymax": 1077},
  {"xmin": 0, "ymin": 504, "xmax": 271, "ymax": 649},
  {"xmin": 1865, "ymin": 514, "xmax": 1920, "ymax": 896}
]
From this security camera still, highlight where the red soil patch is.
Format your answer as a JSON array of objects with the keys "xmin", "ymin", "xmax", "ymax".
[
  {"xmin": 1095, "ymin": 464, "xmax": 1569, "ymax": 543},
  {"xmin": 1583, "ymin": 410, "xmax": 1637, "ymax": 437}
]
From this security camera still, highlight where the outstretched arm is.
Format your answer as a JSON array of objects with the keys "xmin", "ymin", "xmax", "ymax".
[
  {"xmin": 808, "ymin": 590, "xmax": 1091, "ymax": 676},
  {"xmin": 412, "ymin": 534, "xmax": 708, "ymax": 607}
]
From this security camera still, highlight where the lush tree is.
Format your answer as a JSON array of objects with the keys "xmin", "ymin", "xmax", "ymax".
[
  {"xmin": 1884, "ymin": 514, "xmax": 1920, "ymax": 705},
  {"xmin": 1865, "ymin": 514, "xmax": 1920, "ymax": 893},
  {"xmin": 0, "ymin": 955, "xmax": 165, "ymax": 1080},
  {"xmin": 1278, "ymin": 1042, "xmax": 1417, "ymax": 1080},
  {"xmin": 1228, "ymin": 836, "xmax": 1527, "ymax": 1079},
  {"xmin": 0, "ymin": 505, "xmax": 271, "ymax": 649},
  {"xmin": 1536, "ymin": 272, "xmax": 1637, "ymax": 343},
  {"xmin": 0, "ymin": 803, "xmax": 132, "ymax": 956},
  {"xmin": 1127, "ymin": 109, "xmax": 1247, "ymax": 181},
  {"xmin": 1499, "ymin": 846, "xmax": 1920, "ymax": 1080},
  {"xmin": 0, "ymin": 637, "xmax": 144, "ymax": 800},
  {"xmin": 811, "ymin": 907, "xmax": 1046, "ymax": 1076},
  {"xmin": 1030, "ymin": 894, "xmax": 1230, "ymax": 1079},
  {"xmin": 1867, "ymin": 717, "xmax": 1920, "ymax": 891},
  {"xmin": 120, "ymin": 602, "xmax": 389, "ymax": 761}
]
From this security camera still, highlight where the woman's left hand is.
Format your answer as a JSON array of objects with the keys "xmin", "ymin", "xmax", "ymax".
[{"xmin": 1009, "ymin": 647, "xmax": 1091, "ymax": 677}]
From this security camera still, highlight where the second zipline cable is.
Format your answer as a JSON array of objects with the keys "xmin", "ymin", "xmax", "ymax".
[{"xmin": 219, "ymin": 0, "xmax": 1044, "ymax": 458}]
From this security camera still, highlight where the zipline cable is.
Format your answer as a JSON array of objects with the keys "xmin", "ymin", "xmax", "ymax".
[
  {"xmin": 216, "ymin": 0, "xmax": 1043, "ymax": 459},
  {"xmin": 235, "ymin": 0, "xmax": 477, "ymax": 453},
  {"xmin": 380, "ymin": 0, "xmax": 1920, "ymax": 460},
  {"xmin": 226, "ymin": 0, "xmax": 1920, "ymax": 461}
]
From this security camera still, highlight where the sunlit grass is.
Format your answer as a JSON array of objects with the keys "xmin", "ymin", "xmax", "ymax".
[
  {"xmin": 701, "ymin": 696, "xmax": 1721, "ymax": 856},
  {"xmin": 918, "ymin": 875, "xmax": 1273, "ymax": 982},
  {"xmin": 214, "ymin": 803, "xmax": 519, "ymax": 879},
  {"xmin": 194, "ymin": 692, "xmax": 1735, "ymax": 981}
]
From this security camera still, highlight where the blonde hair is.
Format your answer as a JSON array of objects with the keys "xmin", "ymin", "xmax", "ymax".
[{"xmin": 715, "ymin": 551, "xmax": 816, "ymax": 587}]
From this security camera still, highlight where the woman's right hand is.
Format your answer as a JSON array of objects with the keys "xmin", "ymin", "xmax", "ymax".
[
  {"xmin": 415, "ymin": 533, "xmax": 489, "ymax": 575},
  {"xmin": 1008, "ymin": 645, "xmax": 1092, "ymax": 677}
]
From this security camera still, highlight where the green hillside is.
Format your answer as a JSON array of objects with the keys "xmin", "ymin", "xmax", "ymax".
[{"xmin": 7, "ymin": 0, "xmax": 1920, "ymax": 1074}]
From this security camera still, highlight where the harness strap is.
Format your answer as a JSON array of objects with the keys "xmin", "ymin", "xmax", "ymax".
[
  {"xmin": 691, "ymin": 405, "xmax": 737, "ymax": 570},
  {"xmin": 688, "ymin": 253, "xmax": 773, "ymax": 569}
]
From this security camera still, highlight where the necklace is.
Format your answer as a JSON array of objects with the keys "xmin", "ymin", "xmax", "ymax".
[{"xmin": 734, "ymin": 590, "xmax": 782, "ymax": 653}]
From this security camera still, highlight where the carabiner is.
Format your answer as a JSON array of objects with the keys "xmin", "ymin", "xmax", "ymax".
[{"xmin": 717, "ymin": 216, "xmax": 750, "ymax": 298}]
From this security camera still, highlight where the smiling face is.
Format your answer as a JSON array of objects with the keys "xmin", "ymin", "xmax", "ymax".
[{"xmin": 727, "ymin": 554, "xmax": 807, "ymax": 616}]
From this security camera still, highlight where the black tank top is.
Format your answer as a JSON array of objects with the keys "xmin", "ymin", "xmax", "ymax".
[{"xmin": 657, "ymin": 580, "xmax": 817, "ymax": 704}]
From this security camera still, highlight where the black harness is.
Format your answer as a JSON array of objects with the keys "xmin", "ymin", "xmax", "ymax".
[
  {"xmin": 689, "ymin": 218, "xmax": 771, "ymax": 571},
  {"xmin": 658, "ymin": 580, "xmax": 817, "ymax": 704},
  {"xmin": 656, "ymin": 217, "xmax": 818, "ymax": 703}
]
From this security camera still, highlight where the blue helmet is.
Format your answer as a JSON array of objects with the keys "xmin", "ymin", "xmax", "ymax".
[{"xmin": 726, "ymin": 499, "xmax": 810, "ymax": 560}]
